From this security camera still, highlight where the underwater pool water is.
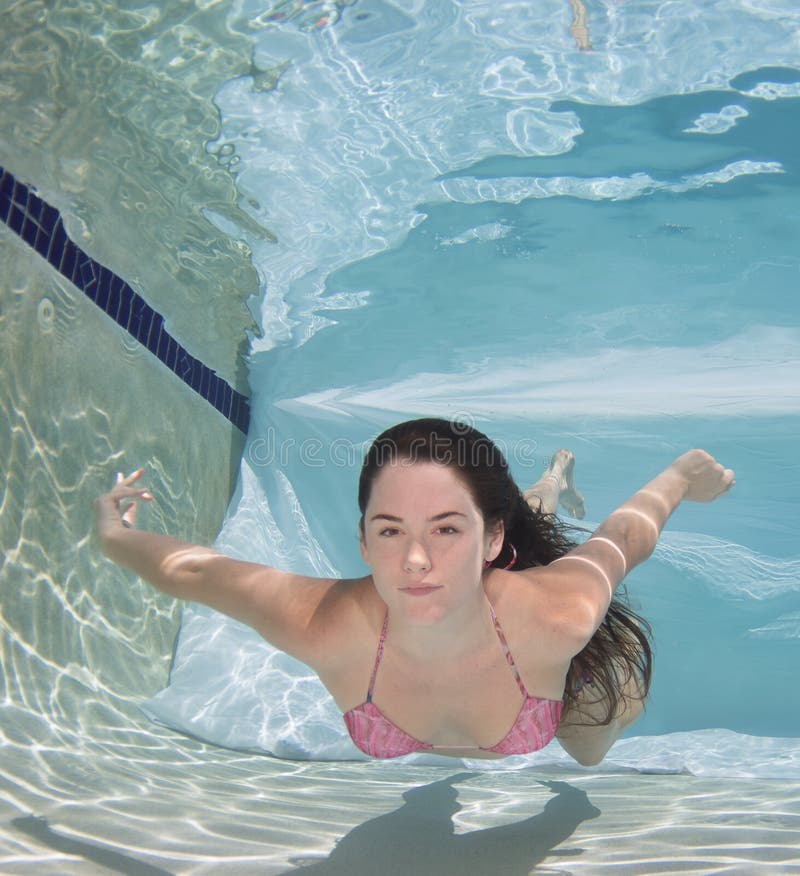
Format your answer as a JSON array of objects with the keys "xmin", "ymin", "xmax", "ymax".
[
  {"xmin": 3, "ymin": 1, "xmax": 800, "ymax": 873},
  {"xmin": 146, "ymin": 0, "xmax": 800, "ymax": 774}
]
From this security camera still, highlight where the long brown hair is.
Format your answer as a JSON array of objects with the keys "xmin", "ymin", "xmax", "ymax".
[{"xmin": 358, "ymin": 417, "xmax": 652, "ymax": 725}]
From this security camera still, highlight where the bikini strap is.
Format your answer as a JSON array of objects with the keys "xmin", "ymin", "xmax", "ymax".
[
  {"xmin": 488, "ymin": 603, "xmax": 528, "ymax": 697},
  {"xmin": 367, "ymin": 607, "xmax": 526, "ymax": 701},
  {"xmin": 366, "ymin": 611, "xmax": 389, "ymax": 703}
]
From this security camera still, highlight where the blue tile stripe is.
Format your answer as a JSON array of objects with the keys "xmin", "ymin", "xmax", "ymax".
[{"xmin": 0, "ymin": 166, "xmax": 250, "ymax": 434}]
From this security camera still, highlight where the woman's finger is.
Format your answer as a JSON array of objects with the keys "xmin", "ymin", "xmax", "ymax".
[
  {"xmin": 120, "ymin": 501, "xmax": 138, "ymax": 528},
  {"xmin": 117, "ymin": 468, "xmax": 145, "ymax": 485},
  {"xmin": 109, "ymin": 467, "xmax": 152, "ymax": 499},
  {"xmin": 100, "ymin": 469, "xmax": 152, "ymax": 528},
  {"xmin": 110, "ymin": 485, "xmax": 152, "ymax": 500}
]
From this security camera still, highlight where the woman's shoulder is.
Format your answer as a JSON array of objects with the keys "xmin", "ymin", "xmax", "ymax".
[
  {"xmin": 304, "ymin": 575, "xmax": 385, "ymax": 660},
  {"xmin": 305, "ymin": 575, "xmax": 386, "ymax": 699},
  {"xmin": 482, "ymin": 569, "xmax": 578, "ymax": 694},
  {"xmin": 487, "ymin": 567, "xmax": 593, "ymax": 655},
  {"xmin": 324, "ymin": 574, "xmax": 382, "ymax": 615},
  {"xmin": 485, "ymin": 566, "xmax": 549, "ymax": 610}
]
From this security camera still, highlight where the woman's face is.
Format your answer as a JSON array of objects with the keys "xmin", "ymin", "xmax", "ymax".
[{"xmin": 360, "ymin": 461, "xmax": 503, "ymax": 622}]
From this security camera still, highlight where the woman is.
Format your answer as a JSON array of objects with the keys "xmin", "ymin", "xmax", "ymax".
[{"xmin": 95, "ymin": 418, "xmax": 734, "ymax": 764}]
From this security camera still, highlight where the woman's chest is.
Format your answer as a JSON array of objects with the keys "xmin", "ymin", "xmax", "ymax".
[{"xmin": 365, "ymin": 647, "xmax": 532, "ymax": 750}]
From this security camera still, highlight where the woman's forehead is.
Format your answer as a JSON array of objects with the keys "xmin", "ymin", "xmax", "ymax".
[{"xmin": 367, "ymin": 461, "xmax": 476, "ymax": 510}]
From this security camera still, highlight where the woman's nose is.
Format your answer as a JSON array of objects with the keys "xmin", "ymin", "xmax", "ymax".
[{"xmin": 403, "ymin": 540, "xmax": 431, "ymax": 572}]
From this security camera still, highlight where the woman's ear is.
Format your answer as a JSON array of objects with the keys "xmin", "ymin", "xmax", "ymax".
[
  {"xmin": 359, "ymin": 526, "xmax": 368, "ymax": 563},
  {"xmin": 486, "ymin": 520, "xmax": 505, "ymax": 563}
]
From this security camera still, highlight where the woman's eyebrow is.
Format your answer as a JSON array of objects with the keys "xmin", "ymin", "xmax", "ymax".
[{"xmin": 368, "ymin": 511, "xmax": 467, "ymax": 523}]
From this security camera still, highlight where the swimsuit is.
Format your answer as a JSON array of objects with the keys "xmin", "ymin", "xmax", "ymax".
[{"xmin": 343, "ymin": 603, "xmax": 563, "ymax": 758}]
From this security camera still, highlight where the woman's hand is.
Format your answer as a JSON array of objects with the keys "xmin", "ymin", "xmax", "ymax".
[
  {"xmin": 93, "ymin": 468, "xmax": 341, "ymax": 667},
  {"xmin": 94, "ymin": 469, "xmax": 153, "ymax": 542},
  {"xmin": 669, "ymin": 450, "xmax": 735, "ymax": 503}
]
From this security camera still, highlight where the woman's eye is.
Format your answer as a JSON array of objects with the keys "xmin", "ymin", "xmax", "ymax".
[
  {"xmin": 379, "ymin": 528, "xmax": 399, "ymax": 537},
  {"xmin": 437, "ymin": 526, "xmax": 458, "ymax": 535}
]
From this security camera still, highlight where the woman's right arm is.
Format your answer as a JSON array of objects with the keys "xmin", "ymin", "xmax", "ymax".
[{"xmin": 95, "ymin": 470, "xmax": 344, "ymax": 665}]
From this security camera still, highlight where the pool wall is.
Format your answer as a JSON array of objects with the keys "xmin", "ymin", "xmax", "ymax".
[{"xmin": 0, "ymin": 3, "xmax": 266, "ymax": 869}]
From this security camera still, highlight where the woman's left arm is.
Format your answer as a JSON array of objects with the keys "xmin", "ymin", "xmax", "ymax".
[{"xmin": 530, "ymin": 449, "xmax": 735, "ymax": 637}]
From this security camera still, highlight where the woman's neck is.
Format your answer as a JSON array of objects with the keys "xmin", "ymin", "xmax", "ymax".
[{"xmin": 384, "ymin": 584, "xmax": 494, "ymax": 663}]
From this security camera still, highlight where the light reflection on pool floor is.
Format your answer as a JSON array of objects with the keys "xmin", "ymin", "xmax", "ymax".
[{"xmin": 3, "ymin": 737, "xmax": 800, "ymax": 875}]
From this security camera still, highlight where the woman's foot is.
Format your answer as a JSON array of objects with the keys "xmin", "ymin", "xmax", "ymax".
[
  {"xmin": 523, "ymin": 449, "xmax": 585, "ymax": 519},
  {"xmin": 548, "ymin": 449, "xmax": 585, "ymax": 519}
]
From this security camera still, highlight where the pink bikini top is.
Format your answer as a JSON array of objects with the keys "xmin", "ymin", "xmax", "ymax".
[{"xmin": 343, "ymin": 603, "xmax": 563, "ymax": 759}]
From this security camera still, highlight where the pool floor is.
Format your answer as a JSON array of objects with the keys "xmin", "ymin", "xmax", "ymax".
[{"xmin": 2, "ymin": 727, "xmax": 798, "ymax": 875}]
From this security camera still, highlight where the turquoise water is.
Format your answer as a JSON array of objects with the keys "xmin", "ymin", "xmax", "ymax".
[
  {"xmin": 3, "ymin": 2, "xmax": 800, "ymax": 872},
  {"xmin": 146, "ymin": 2, "xmax": 800, "ymax": 774}
]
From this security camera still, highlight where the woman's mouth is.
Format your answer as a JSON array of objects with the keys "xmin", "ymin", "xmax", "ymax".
[{"xmin": 400, "ymin": 585, "xmax": 443, "ymax": 596}]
